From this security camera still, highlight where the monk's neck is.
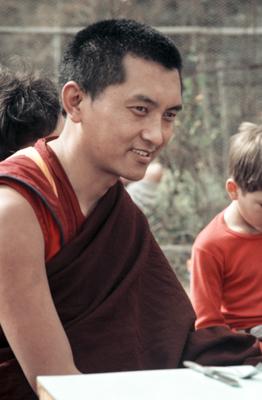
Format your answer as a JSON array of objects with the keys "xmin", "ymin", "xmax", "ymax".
[{"xmin": 48, "ymin": 136, "xmax": 118, "ymax": 217}]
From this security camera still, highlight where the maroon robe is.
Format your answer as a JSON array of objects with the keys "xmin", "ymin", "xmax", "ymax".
[{"xmin": 0, "ymin": 145, "xmax": 261, "ymax": 399}]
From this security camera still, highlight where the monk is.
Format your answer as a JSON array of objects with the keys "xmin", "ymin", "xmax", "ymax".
[{"xmin": 0, "ymin": 19, "xmax": 261, "ymax": 400}]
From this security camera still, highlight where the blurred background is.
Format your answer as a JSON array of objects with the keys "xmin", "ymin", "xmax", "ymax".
[{"xmin": 1, "ymin": 0, "xmax": 261, "ymax": 289}]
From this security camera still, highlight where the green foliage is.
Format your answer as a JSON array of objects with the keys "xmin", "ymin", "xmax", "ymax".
[{"xmin": 150, "ymin": 75, "xmax": 229, "ymax": 245}]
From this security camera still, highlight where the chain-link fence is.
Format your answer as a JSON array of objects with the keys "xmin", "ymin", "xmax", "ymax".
[{"xmin": 1, "ymin": 0, "xmax": 262, "ymax": 287}]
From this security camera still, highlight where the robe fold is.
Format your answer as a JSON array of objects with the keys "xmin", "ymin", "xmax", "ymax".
[{"xmin": 0, "ymin": 177, "xmax": 261, "ymax": 399}]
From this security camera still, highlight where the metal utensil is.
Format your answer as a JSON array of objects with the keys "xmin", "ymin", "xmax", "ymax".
[
  {"xmin": 226, "ymin": 362, "xmax": 262, "ymax": 379},
  {"xmin": 183, "ymin": 361, "xmax": 241, "ymax": 387}
]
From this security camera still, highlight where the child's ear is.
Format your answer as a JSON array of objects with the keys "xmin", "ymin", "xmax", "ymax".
[
  {"xmin": 226, "ymin": 178, "xmax": 239, "ymax": 200},
  {"xmin": 61, "ymin": 81, "xmax": 84, "ymax": 123}
]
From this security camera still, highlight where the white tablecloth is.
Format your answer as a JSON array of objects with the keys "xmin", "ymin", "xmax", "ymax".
[{"xmin": 37, "ymin": 367, "xmax": 262, "ymax": 400}]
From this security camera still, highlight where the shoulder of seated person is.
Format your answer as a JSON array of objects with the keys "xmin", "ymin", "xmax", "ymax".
[{"xmin": 0, "ymin": 185, "xmax": 37, "ymax": 220}]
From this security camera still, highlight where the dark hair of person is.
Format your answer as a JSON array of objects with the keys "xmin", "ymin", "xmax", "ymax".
[
  {"xmin": 0, "ymin": 68, "xmax": 61, "ymax": 161},
  {"xmin": 228, "ymin": 122, "xmax": 262, "ymax": 192},
  {"xmin": 59, "ymin": 18, "xmax": 183, "ymax": 100}
]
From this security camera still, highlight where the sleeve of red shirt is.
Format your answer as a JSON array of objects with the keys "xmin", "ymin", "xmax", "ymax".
[{"xmin": 190, "ymin": 243, "xmax": 228, "ymax": 329}]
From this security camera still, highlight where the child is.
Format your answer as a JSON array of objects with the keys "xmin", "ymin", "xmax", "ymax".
[
  {"xmin": 0, "ymin": 67, "xmax": 62, "ymax": 160},
  {"xmin": 190, "ymin": 122, "xmax": 262, "ymax": 339}
]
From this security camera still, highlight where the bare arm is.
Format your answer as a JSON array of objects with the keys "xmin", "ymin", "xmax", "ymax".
[{"xmin": 0, "ymin": 187, "xmax": 80, "ymax": 392}]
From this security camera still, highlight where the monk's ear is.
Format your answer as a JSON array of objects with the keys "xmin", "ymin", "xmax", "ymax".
[
  {"xmin": 61, "ymin": 81, "xmax": 84, "ymax": 123},
  {"xmin": 226, "ymin": 178, "xmax": 239, "ymax": 200}
]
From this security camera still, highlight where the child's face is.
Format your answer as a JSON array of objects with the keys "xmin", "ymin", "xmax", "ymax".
[{"xmin": 236, "ymin": 189, "xmax": 262, "ymax": 233}]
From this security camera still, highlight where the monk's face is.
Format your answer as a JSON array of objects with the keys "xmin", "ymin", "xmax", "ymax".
[{"xmin": 79, "ymin": 54, "xmax": 182, "ymax": 182}]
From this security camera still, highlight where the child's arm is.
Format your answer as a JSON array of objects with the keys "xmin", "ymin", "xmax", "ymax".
[{"xmin": 190, "ymin": 245, "xmax": 227, "ymax": 329}]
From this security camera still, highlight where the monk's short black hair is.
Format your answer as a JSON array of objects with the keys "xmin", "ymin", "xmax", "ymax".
[{"xmin": 59, "ymin": 18, "xmax": 182, "ymax": 99}]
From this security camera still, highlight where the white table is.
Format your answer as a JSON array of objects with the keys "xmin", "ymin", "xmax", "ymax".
[{"xmin": 37, "ymin": 367, "xmax": 262, "ymax": 400}]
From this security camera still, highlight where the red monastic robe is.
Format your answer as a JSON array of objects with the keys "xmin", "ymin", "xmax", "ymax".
[{"xmin": 0, "ymin": 140, "xmax": 261, "ymax": 399}]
